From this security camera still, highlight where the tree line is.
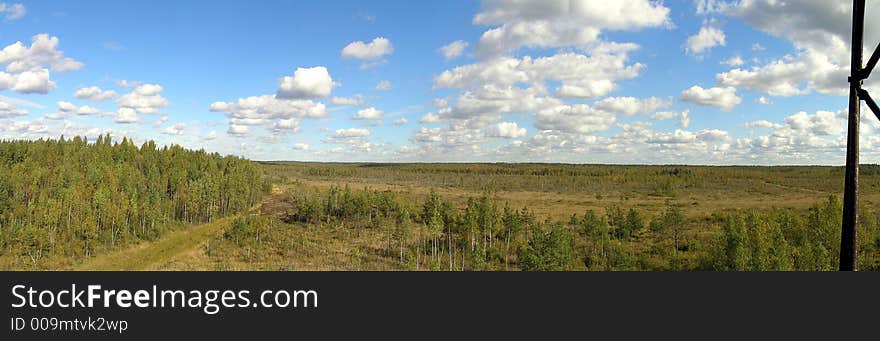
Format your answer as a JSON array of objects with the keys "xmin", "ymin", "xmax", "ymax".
[{"xmin": 0, "ymin": 135, "xmax": 268, "ymax": 269}]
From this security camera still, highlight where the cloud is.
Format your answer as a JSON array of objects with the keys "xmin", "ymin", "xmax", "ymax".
[
  {"xmin": 420, "ymin": 112, "xmax": 442, "ymax": 123},
  {"xmin": 2, "ymin": 69, "xmax": 54, "ymax": 94},
  {"xmin": 0, "ymin": 118, "xmax": 47, "ymax": 138},
  {"xmin": 227, "ymin": 124, "xmax": 249, "ymax": 136},
  {"xmin": 116, "ymin": 79, "xmax": 142, "ymax": 88},
  {"xmin": 0, "ymin": 94, "xmax": 43, "ymax": 109},
  {"xmin": 695, "ymin": 0, "xmax": 733, "ymax": 15},
  {"xmin": 46, "ymin": 101, "xmax": 103, "ymax": 119},
  {"xmin": 745, "ymin": 120, "xmax": 782, "ymax": 129},
  {"xmin": 202, "ymin": 131, "xmax": 217, "ymax": 140},
  {"xmin": 293, "ymin": 143, "xmax": 309, "ymax": 150},
  {"xmin": 439, "ymin": 40, "xmax": 469, "ymax": 60},
  {"xmin": 734, "ymin": 109, "xmax": 852, "ymax": 162},
  {"xmin": 392, "ymin": 117, "xmax": 408, "ymax": 126},
  {"xmin": 211, "ymin": 66, "xmax": 339, "ymax": 136},
  {"xmin": 722, "ymin": 55, "xmax": 744, "ymax": 67},
  {"xmin": 713, "ymin": 0, "xmax": 877, "ymax": 97},
  {"xmin": 0, "ymin": 34, "xmax": 83, "ymax": 73},
  {"xmin": 435, "ymin": 43, "xmax": 643, "ymax": 100},
  {"xmin": 276, "ymin": 66, "xmax": 336, "ymax": 99},
  {"xmin": 717, "ymin": 58, "xmax": 817, "ymax": 96},
  {"xmin": 651, "ymin": 109, "xmax": 691, "ymax": 128},
  {"xmin": 686, "ymin": 25, "xmax": 726, "ymax": 55},
  {"xmin": 374, "ymin": 80, "xmax": 392, "ymax": 91},
  {"xmin": 114, "ymin": 107, "xmax": 139, "ymax": 124},
  {"xmin": 493, "ymin": 131, "xmax": 624, "ymax": 162},
  {"xmin": 437, "ymin": 84, "xmax": 562, "ymax": 122},
  {"xmin": 784, "ymin": 110, "xmax": 843, "ymax": 136},
  {"xmin": 472, "ymin": 0, "xmax": 670, "ymax": 58},
  {"xmin": 487, "ymin": 121, "xmax": 526, "ymax": 138},
  {"xmin": 332, "ymin": 128, "xmax": 371, "ymax": 138},
  {"xmin": 534, "ymin": 104, "xmax": 617, "ymax": 134},
  {"xmin": 681, "ymin": 85, "xmax": 741, "ymax": 111},
  {"xmin": 327, "ymin": 128, "xmax": 374, "ymax": 151},
  {"xmin": 331, "ymin": 95, "xmax": 365, "ymax": 106},
  {"xmin": 0, "ymin": 3, "xmax": 26, "ymax": 21},
  {"xmin": 58, "ymin": 121, "xmax": 118, "ymax": 141},
  {"xmin": 593, "ymin": 96, "xmax": 671, "ymax": 116},
  {"xmin": 161, "ymin": 123, "xmax": 186, "ymax": 135},
  {"xmin": 75, "ymin": 86, "xmax": 118, "ymax": 102},
  {"xmin": 0, "ymin": 100, "xmax": 27, "ymax": 117},
  {"xmin": 210, "ymin": 95, "xmax": 327, "ymax": 136},
  {"xmin": 341, "ymin": 37, "xmax": 394, "ymax": 59},
  {"xmin": 117, "ymin": 84, "xmax": 169, "ymax": 114},
  {"xmin": 647, "ymin": 129, "xmax": 731, "ymax": 144},
  {"xmin": 353, "ymin": 107, "xmax": 383, "ymax": 120},
  {"xmin": 410, "ymin": 124, "xmax": 488, "ymax": 152}
]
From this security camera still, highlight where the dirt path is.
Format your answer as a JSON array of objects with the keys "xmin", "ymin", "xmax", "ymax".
[{"xmin": 72, "ymin": 215, "xmax": 239, "ymax": 271}]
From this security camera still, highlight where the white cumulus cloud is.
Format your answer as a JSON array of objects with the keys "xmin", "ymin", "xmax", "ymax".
[
  {"xmin": 277, "ymin": 66, "xmax": 336, "ymax": 99},
  {"xmin": 341, "ymin": 37, "xmax": 394, "ymax": 60},
  {"xmin": 487, "ymin": 121, "xmax": 527, "ymax": 138},
  {"xmin": 0, "ymin": 3, "xmax": 26, "ymax": 20},
  {"xmin": 75, "ymin": 86, "xmax": 118, "ymax": 102},
  {"xmin": 331, "ymin": 95, "xmax": 365, "ymax": 106},
  {"xmin": 374, "ymin": 80, "xmax": 392, "ymax": 91},
  {"xmin": 686, "ymin": 25, "xmax": 726, "ymax": 55},
  {"xmin": 0, "ymin": 100, "xmax": 27, "ymax": 117},
  {"xmin": 681, "ymin": 85, "xmax": 741, "ymax": 111},
  {"xmin": 161, "ymin": 123, "xmax": 186, "ymax": 135},
  {"xmin": 117, "ymin": 84, "xmax": 169, "ymax": 114},
  {"xmin": 440, "ymin": 40, "xmax": 469, "ymax": 60},
  {"xmin": 353, "ymin": 107, "xmax": 383, "ymax": 120},
  {"xmin": 473, "ymin": 0, "xmax": 670, "ymax": 58}
]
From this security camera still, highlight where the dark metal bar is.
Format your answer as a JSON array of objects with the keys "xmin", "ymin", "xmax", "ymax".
[
  {"xmin": 858, "ymin": 89, "xmax": 880, "ymax": 121},
  {"xmin": 862, "ymin": 41, "xmax": 880, "ymax": 78},
  {"xmin": 841, "ymin": 0, "xmax": 865, "ymax": 271}
]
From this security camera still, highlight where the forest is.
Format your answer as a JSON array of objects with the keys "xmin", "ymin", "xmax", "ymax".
[
  {"xmin": 1, "ymin": 138, "xmax": 879, "ymax": 271},
  {"xmin": 0, "ymin": 136, "xmax": 268, "ymax": 269}
]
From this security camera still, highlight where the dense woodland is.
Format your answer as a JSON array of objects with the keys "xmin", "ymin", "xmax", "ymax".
[{"xmin": 0, "ymin": 136, "xmax": 268, "ymax": 269}]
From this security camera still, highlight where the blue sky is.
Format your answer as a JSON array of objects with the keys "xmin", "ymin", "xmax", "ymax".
[{"xmin": 0, "ymin": 1, "xmax": 878, "ymax": 164}]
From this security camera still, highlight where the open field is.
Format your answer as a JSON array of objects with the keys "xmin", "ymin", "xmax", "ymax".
[{"xmin": 261, "ymin": 162, "xmax": 880, "ymax": 217}]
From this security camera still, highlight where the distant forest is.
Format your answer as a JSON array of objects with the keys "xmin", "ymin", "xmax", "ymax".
[{"xmin": 0, "ymin": 136, "xmax": 268, "ymax": 268}]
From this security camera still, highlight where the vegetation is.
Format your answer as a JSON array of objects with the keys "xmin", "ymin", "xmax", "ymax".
[
  {"xmin": 3, "ymin": 143, "xmax": 880, "ymax": 271},
  {"xmin": 203, "ymin": 183, "xmax": 879, "ymax": 271},
  {"xmin": 0, "ymin": 136, "xmax": 268, "ymax": 269}
]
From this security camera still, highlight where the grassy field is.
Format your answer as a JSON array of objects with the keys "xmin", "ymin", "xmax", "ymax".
[
  {"xmin": 261, "ymin": 162, "xmax": 880, "ymax": 217},
  {"xmin": 58, "ymin": 162, "xmax": 880, "ymax": 271}
]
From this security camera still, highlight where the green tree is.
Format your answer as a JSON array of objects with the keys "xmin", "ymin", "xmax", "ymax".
[{"xmin": 519, "ymin": 224, "xmax": 573, "ymax": 271}]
